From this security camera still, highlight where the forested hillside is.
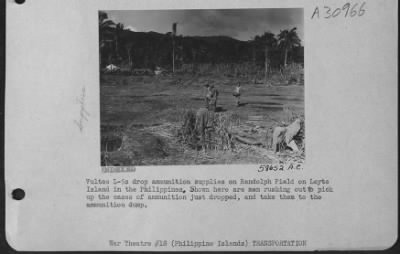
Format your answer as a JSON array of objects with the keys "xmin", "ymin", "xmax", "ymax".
[{"xmin": 99, "ymin": 11, "xmax": 303, "ymax": 71}]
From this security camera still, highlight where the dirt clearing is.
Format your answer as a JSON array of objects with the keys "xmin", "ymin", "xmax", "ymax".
[{"xmin": 101, "ymin": 74, "xmax": 304, "ymax": 166}]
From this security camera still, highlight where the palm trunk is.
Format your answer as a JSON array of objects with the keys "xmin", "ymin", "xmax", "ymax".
[
  {"xmin": 127, "ymin": 48, "xmax": 132, "ymax": 70},
  {"xmin": 172, "ymin": 39, "xmax": 175, "ymax": 73},
  {"xmin": 252, "ymin": 42, "xmax": 256, "ymax": 65},
  {"xmin": 264, "ymin": 46, "xmax": 269, "ymax": 84},
  {"xmin": 284, "ymin": 49, "xmax": 288, "ymax": 67}
]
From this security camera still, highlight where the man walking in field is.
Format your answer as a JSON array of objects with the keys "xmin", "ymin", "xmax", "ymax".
[
  {"xmin": 205, "ymin": 83, "xmax": 219, "ymax": 112},
  {"xmin": 196, "ymin": 82, "xmax": 218, "ymax": 151},
  {"xmin": 195, "ymin": 107, "xmax": 215, "ymax": 151},
  {"xmin": 233, "ymin": 82, "xmax": 241, "ymax": 106}
]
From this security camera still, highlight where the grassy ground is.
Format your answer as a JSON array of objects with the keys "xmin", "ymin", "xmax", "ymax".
[{"xmin": 100, "ymin": 73, "xmax": 304, "ymax": 166}]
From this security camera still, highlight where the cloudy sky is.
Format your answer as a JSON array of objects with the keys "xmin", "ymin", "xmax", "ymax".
[{"xmin": 105, "ymin": 9, "xmax": 303, "ymax": 43}]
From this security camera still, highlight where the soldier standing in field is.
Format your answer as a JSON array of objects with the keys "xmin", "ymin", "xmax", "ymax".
[
  {"xmin": 233, "ymin": 82, "xmax": 241, "ymax": 106},
  {"xmin": 204, "ymin": 84, "xmax": 211, "ymax": 108},
  {"xmin": 205, "ymin": 83, "xmax": 219, "ymax": 112},
  {"xmin": 195, "ymin": 107, "xmax": 215, "ymax": 151}
]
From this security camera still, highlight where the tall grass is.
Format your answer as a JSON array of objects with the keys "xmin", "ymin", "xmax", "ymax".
[{"xmin": 176, "ymin": 108, "xmax": 241, "ymax": 151}]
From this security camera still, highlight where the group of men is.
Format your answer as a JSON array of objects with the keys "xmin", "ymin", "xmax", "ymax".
[
  {"xmin": 196, "ymin": 82, "xmax": 302, "ymax": 153},
  {"xmin": 203, "ymin": 82, "xmax": 241, "ymax": 112},
  {"xmin": 195, "ymin": 82, "xmax": 242, "ymax": 150}
]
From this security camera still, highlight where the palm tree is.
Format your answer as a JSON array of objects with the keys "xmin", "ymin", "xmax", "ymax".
[
  {"xmin": 278, "ymin": 27, "xmax": 301, "ymax": 67},
  {"xmin": 254, "ymin": 32, "xmax": 277, "ymax": 81},
  {"xmin": 99, "ymin": 11, "xmax": 115, "ymax": 45},
  {"xmin": 125, "ymin": 42, "xmax": 134, "ymax": 71},
  {"xmin": 99, "ymin": 11, "xmax": 115, "ymax": 67},
  {"xmin": 114, "ymin": 23, "xmax": 124, "ymax": 57}
]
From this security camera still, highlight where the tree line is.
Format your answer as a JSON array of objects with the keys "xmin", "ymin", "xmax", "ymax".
[{"xmin": 99, "ymin": 11, "xmax": 303, "ymax": 72}]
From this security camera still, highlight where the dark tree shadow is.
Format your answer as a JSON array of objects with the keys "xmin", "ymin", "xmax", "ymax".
[{"xmin": 215, "ymin": 106, "xmax": 227, "ymax": 112}]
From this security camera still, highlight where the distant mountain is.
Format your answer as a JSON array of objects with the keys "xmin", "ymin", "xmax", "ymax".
[{"xmin": 100, "ymin": 28, "xmax": 303, "ymax": 69}]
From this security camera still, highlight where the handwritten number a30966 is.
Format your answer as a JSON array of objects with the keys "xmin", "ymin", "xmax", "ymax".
[
  {"xmin": 311, "ymin": 2, "xmax": 366, "ymax": 19},
  {"xmin": 323, "ymin": 6, "xmax": 332, "ymax": 18}
]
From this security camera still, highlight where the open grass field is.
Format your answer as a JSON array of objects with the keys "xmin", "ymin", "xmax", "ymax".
[{"xmin": 100, "ymin": 73, "xmax": 304, "ymax": 166}]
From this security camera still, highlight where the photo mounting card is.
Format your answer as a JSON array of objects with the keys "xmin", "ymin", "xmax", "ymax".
[{"xmin": 4, "ymin": 0, "xmax": 398, "ymax": 251}]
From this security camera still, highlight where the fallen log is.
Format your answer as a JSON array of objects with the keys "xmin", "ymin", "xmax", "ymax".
[{"xmin": 234, "ymin": 135, "xmax": 263, "ymax": 146}]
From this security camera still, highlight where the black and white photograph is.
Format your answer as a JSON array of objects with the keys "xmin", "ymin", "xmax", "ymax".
[
  {"xmin": 100, "ymin": 9, "xmax": 305, "ymax": 166},
  {"xmin": 4, "ymin": 0, "xmax": 398, "ymax": 251}
]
